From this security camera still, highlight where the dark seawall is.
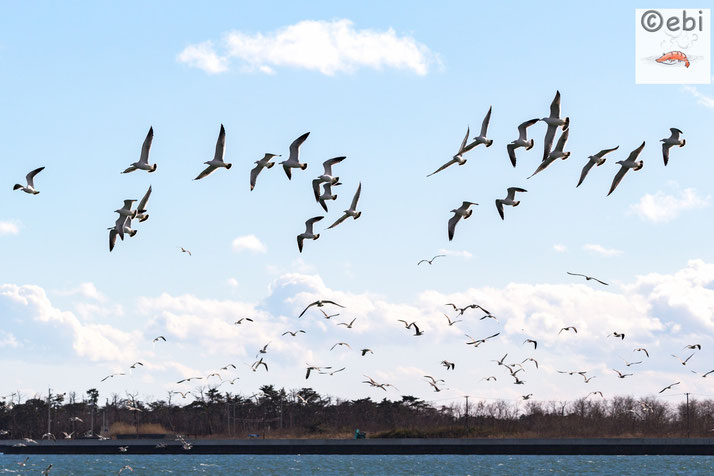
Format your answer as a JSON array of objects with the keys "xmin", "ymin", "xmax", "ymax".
[{"xmin": 2, "ymin": 438, "xmax": 714, "ymax": 455}]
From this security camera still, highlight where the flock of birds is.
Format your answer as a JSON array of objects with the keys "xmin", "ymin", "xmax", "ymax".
[
  {"xmin": 4, "ymin": 88, "xmax": 706, "ymax": 458},
  {"xmin": 425, "ymin": 91, "xmax": 686, "ymax": 240}
]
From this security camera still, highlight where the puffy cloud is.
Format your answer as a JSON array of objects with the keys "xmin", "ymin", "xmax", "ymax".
[
  {"xmin": 630, "ymin": 187, "xmax": 709, "ymax": 223},
  {"xmin": 232, "ymin": 234, "xmax": 267, "ymax": 254},
  {"xmin": 583, "ymin": 243, "xmax": 622, "ymax": 257},
  {"xmin": 176, "ymin": 41, "xmax": 228, "ymax": 74},
  {"xmin": 179, "ymin": 19, "xmax": 438, "ymax": 76},
  {"xmin": 0, "ymin": 221, "xmax": 20, "ymax": 236}
]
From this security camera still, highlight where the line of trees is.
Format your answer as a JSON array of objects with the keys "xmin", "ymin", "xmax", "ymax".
[{"xmin": 1, "ymin": 387, "xmax": 712, "ymax": 439}]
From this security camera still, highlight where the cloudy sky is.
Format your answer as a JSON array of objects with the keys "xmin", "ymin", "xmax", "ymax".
[{"xmin": 1, "ymin": 1, "xmax": 713, "ymax": 407}]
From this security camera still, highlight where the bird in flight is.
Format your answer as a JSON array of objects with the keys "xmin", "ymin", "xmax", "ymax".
[
  {"xmin": 465, "ymin": 332, "xmax": 500, "ymax": 347},
  {"xmin": 194, "ymin": 124, "xmax": 232, "ymax": 180},
  {"xmin": 176, "ymin": 377, "xmax": 203, "ymax": 384},
  {"xmin": 328, "ymin": 182, "xmax": 362, "ymax": 229},
  {"xmin": 13, "ymin": 166, "xmax": 45, "ymax": 195},
  {"xmin": 576, "ymin": 146, "xmax": 618, "ymax": 187},
  {"xmin": 609, "ymin": 332, "xmax": 625, "ymax": 340},
  {"xmin": 234, "ymin": 318, "xmax": 254, "ymax": 325},
  {"xmin": 411, "ymin": 323, "xmax": 425, "ymax": 336},
  {"xmin": 417, "ymin": 254, "xmax": 446, "ymax": 266},
  {"xmin": 469, "ymin": 106, "xmax": 494, "ymax": 149},
  {"xmin": 607, "ymin": 141, "xmax": 645, "ymax": 196},
  {"xmin": 299, "ymin": 300, "xmax": 345, "ymax": 318},
  {"xmin": 101, "ymin": 373, "xmax": 125, "ymax": 382},
  {"xmin": 312, "ymin": 157, "xmax": 346, "ymax": 200},
  {"xmin": 152, "ymin": 335, "xmax": 166, "ymax": 343},
  {"xmin": 447, "ymin": 201, "xmax": 478, "ymax": 241},
  {"xmin": 330, "ymin": 342, "xmax": 351, "ymax": 351},
  {"xmin": 567, "ymin": 272, "xmax": 608, "ymax": 286},
  {"xmin": 527, "ymin": 128, "xmax": 570, "ymax": 179},
  {"xmin": 319, "ymin": 309, "xmax": 340, "ymax": 319},
  {"xmin": 297, "ymin": 216, "xmax": 324, "ymax": 253},
  {"xmin": 522, "ymin": 357, "xmax": 539, "ymax": 369},
  {"xmin": 179, "ymin": 247, "xmax": 192, "ymax": 256},
  {"xmin": 360, "ymin": 349, "xmax": 373, "ymax": 356},
  {"xmin": 658, "ymin": 382, "xmax": 680, "ymax": 393},
  {"xmin": 495, "ymin": 187, "xmax": 526, "ymax": 220},
  {"xmin": 660, "ymin": 127, "xmax": 685, "ymax": 166},
  {"xmin": 280, "ymin": 132, "xmax": 310, "ymax": 179},
  {"xmin": 506, "ymin": 118, "xmax": 539, "ymax": 167},
  {"xmin": 250, "ymin": 153, "xmax": 281, "ymax": 191},
  {"xmin": 634, "ymin": 347, "xmax": 649, "ymax": 358},
  {"xmin": 446, "ymin": 303, "xmax": 490, "ymax": 316},
  {"xmin": 122, "ymin": 127, "xmax": 156, "ymax": 173},
  {"xmin": 337, "ymin": 317, "xmax": 356, "ymax": 329},
  {"xmin": 671, "ymin": 353, "xmax": 694, "ymax": 365},
  {"xmin": 540, "ymin": 90, "xmax": 570, "ymax": 161},
  {"xmin": 559, "ymin": 326, "xmax": 577, "ymax": 335},
  {"xmin": 683, "ymin": 344, "xmax": 701, "ymax": 351},
  {"xmin": 427, "ymin": 125, "xmax": 474, "ymax": 177},
  {"xmin": 441, "ymin": 360, "xmax": 455, "ymax": 370},
  {"xmin": 442, "ymin": 313, "xmax": 462, "ymax": 326},
  {"xmin": 612, "ymin": 369, "xmax": 633, "ymax": 379},
  {"xmin": 282, "ymin": 330, "xmax": 306, "ymax": 337},
  {"xmin": 523, "ymin": 339, "xmax": 538, "ymax": 349},
  {"xmin": 587, "ymin": 391, "xmax": 604, "ymax": 399}
]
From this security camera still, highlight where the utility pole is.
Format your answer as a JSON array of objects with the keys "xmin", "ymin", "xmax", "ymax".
[
  {"xmin": 47, "ymin": 388, "xmax": 52, "ymax": 436},
  {"xmin": 685, "ymin": 393, "xmax": 690, "ymax": 438},
  {"xmin": 465, "ymin": 396, "xmax": 470, "ymax": 435}
]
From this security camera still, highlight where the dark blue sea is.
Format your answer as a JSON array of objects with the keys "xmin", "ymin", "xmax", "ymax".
[{"xmin": 2, "ymin": 454, "xmax": 714, "ymax": 475}]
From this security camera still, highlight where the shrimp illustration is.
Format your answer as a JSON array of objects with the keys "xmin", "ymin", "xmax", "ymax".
[{"xmin": 656, "ymin": 51, "xmax": 690, "ymax": 68}]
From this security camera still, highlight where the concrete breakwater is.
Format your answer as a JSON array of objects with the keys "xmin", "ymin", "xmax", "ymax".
[{"xmin": 2, "ymin": 438, "xmax": 714, "ymax": 455}]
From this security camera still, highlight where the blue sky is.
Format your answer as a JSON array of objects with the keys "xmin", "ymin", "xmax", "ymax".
[{"xmin": 1, "ymin": 2, "xmax": 713, "ymax": 407}]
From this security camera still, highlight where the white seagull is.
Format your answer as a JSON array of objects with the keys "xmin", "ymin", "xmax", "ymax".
[
  {"xmin": 507, "ymin": 119, "xmax": 539, "ymax": 167},
  {"xmin": 448, "ymin": 201, "xmax": 478, "ymax": 241},
  {"xmin": 576, "ymin": 146, "xmax": 619, "ymax": 187},
  {"xmin": 122, "ymin": 127, "xmax": 156, "ymax": 173},
  {"xmin": 312, "ymin": 157, "xmax": 346, "ymax": 199},
  {"xmin": 607, "ymin": 141, "xmax": 645, "ymax": 196},
  {"xmin": 250, "ymin": 153, "xmax": 281, "ymax": 191},
  {"xmin": 317, "ymin": 182, "xmax": 339, "ymax": 212},
  {"xmin": 280, "ymin": 132, "xmax": 310, "ymax": 179},
  {"xmin": 299, "ymin": 300, "xmax": 346, "ymax": 318},
  {"xmin": 427, "ymin": 125, "xmax": 473, "ymax": 177},
  {"xmin": 528, "ymin": 128, "xmax": 570, "ymax": 179},
  {"xmin": 495, "ymin": 187, "xmax": 526, "ymax": 220},
  {"xmin": 661, "ymin": 128, "xmax": 685, "ymax": 166},
  {"xmin": 135, "ymin": 186, "xmax": 152, "ymax": 222},
  {"xmin": 328, "ymin": 182, "xmax": 362, "ymax": 229},
  {"xmin": 468, "ymin": 106, "xmax": 494, "ymax": 149},
  {"xmin": 13, "ymin": 167, "xmax": 45, "ymax": 194},
  {"xmin": 297, "ymin": 216, "xmax": 324, "ymax": 253},
  {"xmin": 194, "ymin": 124, "xmax": 231, "ymax": 180},
  {"xmin": 541, "ymin": 90, "xmax": 570, "ymax": 161}
]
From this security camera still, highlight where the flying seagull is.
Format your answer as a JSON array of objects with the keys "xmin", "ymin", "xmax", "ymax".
[
  {"xmin": 671, "ymin": 353, "xmax": 694, "ymax": 365},
  {"xmin": 634, "ymin": 347, "xmax": 649, "ymax": 358},
  {"xmin": 298, "ymin": 300, "xmax": 345, "ymax": 318},
  {"xmin": 507, "ymin": 119, "xmax": 539, "ymax": 167},
  {"xmin": 280, "ymin": 132, "xmax": 310, "ymax": 179},
  {"xmin": 109, "ymin": 216, "xmax": 137, "ymax": 251},
  {"xmin": 683, "ymin": 344, "xmax": 701, "ymax": 351},
  {"xmin": 440, "ymin": 360, "xmax": 455, "ymax": 370},
  {"xmin": 361, "ymin": 348, "xmax": 373, "ymax": 356},
  {"xmin": 612, "ymin": 369, "xmax": 633, "ymax": 379},
  {"xmin": 250, "ymin": 153, "xmax": 281, "ymax": 191},
  {"xmin": 101, "ymin": 373, "xmax": 125, "ymax": 382},
  {"xmin": 282, "ymin": 330, "xmax": 306, "ymax": 337},
  {"xmin": 194, "ymin": 124, "xmax": 231, "ymax": 180},
  {"xmin": 337, "ymin": 317, "xmax": 356, "ymax": 329},
  {"xmin": 495, "ymin": 187, "xmax": 527, "ymax": 220},
  {"xmin": 179, "ymin": 247, "xmax": 192, "ymax": 256},
  {"xmin": 469, "ymin": 106, "xmax": 494, "ymax": 149},
  {"xmin": 523, "ymin": 339, "xmax": 538, "ymax": 349},
  {"xmin": 122, "ymin": 127, "xmax": 156, "ymax": 173},
  {"xmin": 234, "ymin": 317, "xmax": 254, "ymax": 325},
  {"xmin": 317, "ymin": 182, "xmax": 339, "ymax": 212},
  {"xmin": 330, "ymin": 342, "xmax": 351, "ymax": 351},
  {"xmin": 13, "ymin": 167, "xmax": 45, "ymax": 195},
  {"xmin": 576, "ymin": 146, "xmax": 619, "ymax": 187},
  {"xmin": 427, "ymin": 125, "xmax": 476, "ymax": 177},
  {"xmin": 559, "ymin": 326, "xmax": 577, "ymax": 334},
  {"xmin": 319, "ymin": 309, "xmax": 339, "ymax": 319},
  {"xmin": 297, "ymin": 216, "xmax": 324, "ymax": 252},
  {"xmin": 465, "ymin": 332, "xmax": 500, "ymax": 347},
  {"xmin": 312, "ymin": 157, "xmax": 346, "ymax": 200},
  {"xmin": 528, "ymin": 128, "xmax": 570, "ymax": 179},
  {"xmin": 152, "ymin": 336, "xmax": 166, "ymax": 343},
  {"xmin": 328, "ymin": 182, "xmax": 362, "ymax": 229},
  {"xmin": 417, "ymin": 254, "xmax": 446, "ymax": 266},
  {"xmin": 567, "ymin": 272, "xmax": 608, "ymax": 286},
  {"xmin": 659, "ymin": 382, "xmax": 680, "ymax": 393},
  {"xmin": 132, "ymin": 185, "xmax": 152, "ymax": 223},
  {"xmin": 541, "ymin": 90, "xmax": 570, "ymax": 161},
  {"xmin": 609, "ymin": 332, "xmax": 625, "ymax": 340},
  {"xmin": 607, "ymin": 141, "xmax": 645, "ymax": 196},
  {"xmin": 442, "ymin": 313, "xmax": 462, "ymax": 326},
  {"xmin": 660, "ymin": 128, "xmax": 685, "ymax": 166},
  {"xmin": 448, "ymin": 201, "xmax": 478, "ymax": 241}
]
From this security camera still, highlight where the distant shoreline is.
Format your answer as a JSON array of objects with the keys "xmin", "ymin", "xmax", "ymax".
[{"xmin": 3, "ymin": 438, "xmax": 714, "ymax": 455}]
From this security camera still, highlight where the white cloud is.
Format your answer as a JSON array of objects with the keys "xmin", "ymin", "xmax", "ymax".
[
  {"xmin": 437, "ymin": 249, "xmax": 473, "ymax": 259},
  {"xmin": 178, "ymin": 19, "xmax": 438, "ymax": 76},
  {"xmin": 630, "ymin": 187, "xmax": 709, "ymax": 223},
  {"xmin": 232, "ymin": 234, "xmax": 267, "ymax": 254},
  {"xmin": 0, "ymin": 221, "xmax": 20, "ymax": 236},
  {"xmin": 227, "ymin": 278, "xmax": 239, "ymax": 288},
  {"xmin": 682, "ymin": 85, "xmax": 714, "ymax": 108},
  {"xmin": 176, "ymin": 41, "xmax": 228, "ymax": 74},
  {"xmin": 56, "ymin": 282, "xmax": 106, "ymax": 302},
  {"xmin": 552, "ymin": 244, "xmax": 567, "ymax": 253},
  {"xmin": 583, "ymin": 243, "xmax": 622, "ymax": 257}
]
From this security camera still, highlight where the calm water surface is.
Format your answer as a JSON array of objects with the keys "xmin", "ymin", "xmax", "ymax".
[{"xmin": 1, "ymin": 454, "xmax": 714, "ymax": 475}]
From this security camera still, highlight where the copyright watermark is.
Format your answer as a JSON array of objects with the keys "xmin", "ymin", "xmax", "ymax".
[{"xmin": 635, "ymin": 9, "xmax": 710, "ymax": 84}]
